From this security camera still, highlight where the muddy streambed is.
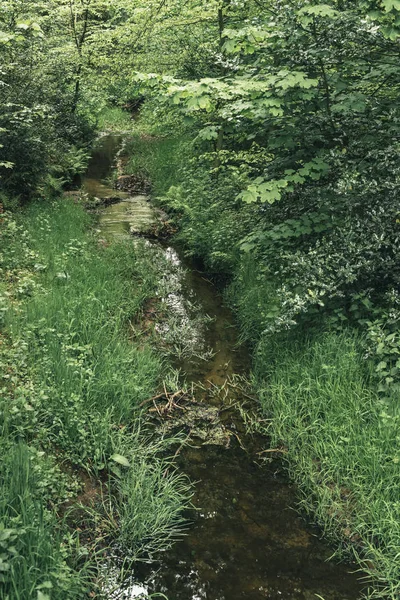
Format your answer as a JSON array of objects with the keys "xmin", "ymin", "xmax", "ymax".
[{"xmin": 83, "ymin": 135, "xmax": 363, "ymax": 600}]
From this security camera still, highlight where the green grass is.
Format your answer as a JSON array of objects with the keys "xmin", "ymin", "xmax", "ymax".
[
  {"xmin": 5, "ymin": 201, "xmax": 161, "ymax": 462},
  {"xmin": 123, "ymin": 134, "xmax": 185, "ymax": 197},
  {"xmin": 255, "ymin": 331, "xmax": 400, "ymax": 599},
  {"xmin": 116, "ymin": 431, "xmax": 193, "ymax": 556},
  {"xmin": 96, "ymin": 106, "xmax": 135, "ymax": 132},
  {"xmin": 0, "ymin": 443, "xmax": 89, "ymax": 599},
  {"xmin": 0, "ymin": 198, "xmax": 192, "ymax": 598}
]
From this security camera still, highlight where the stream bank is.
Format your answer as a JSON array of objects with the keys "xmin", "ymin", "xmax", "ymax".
[
  {"xmin": 0, "ymin": 188, "xmax": 193, "ymax": 599},
  {"xmin": 85, "ymin": 134, "xmax": 364, "ymax": 600}
]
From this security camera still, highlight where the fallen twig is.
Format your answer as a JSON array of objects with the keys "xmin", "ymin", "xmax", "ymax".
[{"xmin": 257, "ymin": 448, "xmax": 287, "ymax": 455}]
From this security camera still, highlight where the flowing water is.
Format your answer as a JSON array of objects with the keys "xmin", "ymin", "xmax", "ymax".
[{"xmin": 84, "ymin": 135, "xmax": 364, "ymax": 600}]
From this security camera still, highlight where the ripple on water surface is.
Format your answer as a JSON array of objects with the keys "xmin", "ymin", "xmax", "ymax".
[{"xmin": 98, "ymin": 197, "xmax": 158, "ymax": 238}]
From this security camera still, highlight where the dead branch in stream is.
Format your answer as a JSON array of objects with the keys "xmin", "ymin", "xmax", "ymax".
[{"xmin": 140, "ymin": 387, "xmax": 194, "ymax": 415}]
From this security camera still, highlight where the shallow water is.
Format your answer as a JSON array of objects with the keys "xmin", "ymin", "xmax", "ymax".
[
  {"xmin": 84, "ymin": 135, "xmax": 363, "ymax": 600},
  {"xmin": 83, "ymin": 135, "xmax": 157, "ymax": 239},
  {"xmin": 98, "ymin": 196, "xmax": 157, "ymax": 238}
]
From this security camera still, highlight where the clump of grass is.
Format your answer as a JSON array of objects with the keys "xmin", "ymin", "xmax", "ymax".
[
  {"xmin": 113, "ymin": 431, "xmax": 193, "ymax": 557},
  {"xmin": 255, "ymin": 331, "xmax": 400, "ymax": 599},
  {"xmin": 0, "ymin": 443, "xmax": 89, "ymax": 599},
  {"xmin": 97, "ymin": 106, "xmax": 135, "ymax": 132},
  {"xmin": 123, "ymin": 134, "xmax": 185, "ymax": 197}
]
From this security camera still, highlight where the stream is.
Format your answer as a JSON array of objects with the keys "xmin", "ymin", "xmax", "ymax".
[{"xmin": 83, "ymin": 135, "xmax": 363, "ymax": 600}]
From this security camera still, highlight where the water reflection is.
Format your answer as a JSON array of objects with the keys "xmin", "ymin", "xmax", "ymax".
[
  {"xmin": 98, "ymin": 197, "xmax": 157, "ymax": 238},
  {"xmin": 100, "ymin": 563, "xmax": 149, "ymax": 600}
]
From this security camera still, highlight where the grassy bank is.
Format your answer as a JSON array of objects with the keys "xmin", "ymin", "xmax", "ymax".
[
  {"xmin": 121, "ymin": 120, "xmax": 400, "ymax": 598},
  {"xmin": 255, "ymin": 332, "xmax": 400, "ymax": 599},
  {"xmin": 0, "ymin": 198, "xmax": 191, "ymax": 598}
]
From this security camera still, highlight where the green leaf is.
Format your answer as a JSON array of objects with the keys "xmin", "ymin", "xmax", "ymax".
[
  {"xmin": 0, "ymin": 529, "xmax": 13, "ymax": 542},
  {"xmin": 240, "ymin": 242, "xmax": 256, "ymax": 253},
  {"xmin": 382, "ymin": 0, "xmax": 400, "ymax": 12},
  {"xmin": 197, "ymin": 95, "xmax": 211, "ymax": 110},
  {"xmin": 381, "ymin": 25, "xmax": 400, "ymax": 39},
  {"xmin": 110, "ymin": 454, "xmax": 131, "ymax": 467},
  {"xmin": 298, "ymin": 4, "xmax": 339, "ymax": 19},
  {"xmin": 197, "ymin": 126, "xmax": 219, "ymax": 141},
  {"xmin": 172, "ymin": 93, "xmax": 182, "ymax": 105},
  {"xmin": 0, "ymin": 31, "xmax": 11, "ymax": 42},
  {"xmin": 240, "ymin": 189, "xmax": 258, "ymax": 203},
  {"xmin": 260, "ymin": 189, "xmax": 282, "ymax": 203},
  {"xmin": 36, "ymin": 582, "xmax": 53, "ymax": 590},
  {"xmin": 223, "ymin": 39, "xmax": 238, "ymax": 53}
]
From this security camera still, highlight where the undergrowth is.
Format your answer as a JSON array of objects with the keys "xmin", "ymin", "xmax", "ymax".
[
  {"xmin": 0, "ymin": 199, "xmax": 192, "ymax": 599},
  {"xmin": 96, "ymin": 106, "xmax": 135, "ymax": 132}
]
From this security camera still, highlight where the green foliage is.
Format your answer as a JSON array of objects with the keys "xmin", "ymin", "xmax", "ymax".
[
  {"xmin": 362, "ymin": 295, "xmax": 400, "ymax": 394},
  {"xmin": 120, "ymin": 0, "xmax": 400, "ymax": 588},
  {"xmin": 255, "ymin": 331, "xmax": 400, "ymax": 599},
  {"xmin": 96, "ymin": 106, "xmax": 134, "ymax": 132},
  {"xmin": 0, "ymin": 1, "xmax": 96, "ymax": 201},
  {"xmin": 115, "ymin": 435, "xmax": 192, "ymax": 557},
  {"xmin": 0, "ymin": 444, "xmax": 87, "ymax": 599},
  {"xmin": 1, "ymin": 201, "xmax": 161, "ymax": 462},
  {"xmin": 133, "ymin": 0, "xmax": 400, "ymax": 367},
  {"xmin": 123, "ymin": 133, "xmax": 186, "ymax": 197}
]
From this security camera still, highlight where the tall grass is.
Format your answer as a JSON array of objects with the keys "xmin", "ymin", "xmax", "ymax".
[
  {"xmin": 255, "ymin": 331, "xmax": 400, "ymax": 599},
  {"xmin": 96, "ymin": 106, "xmax": 135, "ymax": 132},
  {"xmin": 114, "ymin": 432, "xmax": 193, "ymax": 557},
  {"xmin": 0, "ymin": 443, "xmax": 88, "ymax": 599},
  {"xmin": 0, "ymin": 199, "xmax": 192, "ymax": 598},
  {"xmin": 123, "ymin": 134, "xmax": 185, "ymax": 197},
  {"xmin": 5, "ymin": 201, "xmax": 162, "ymax": 461}
]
